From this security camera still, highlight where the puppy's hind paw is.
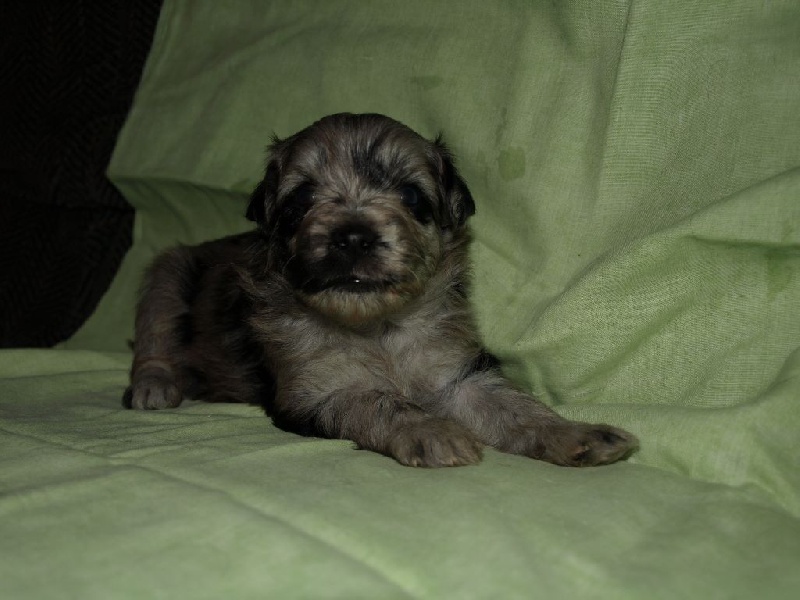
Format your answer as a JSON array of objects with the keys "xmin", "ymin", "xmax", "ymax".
[
  {"xmin": 124, "ymin": 370, "xmax": 183, "ymax": 410},
  {"xmin": 387, "ymin": 420, "xmax": 483, "ymax": 468}
]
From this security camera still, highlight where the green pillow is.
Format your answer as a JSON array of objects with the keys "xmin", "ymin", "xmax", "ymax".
[
  {"xmin": 64, "ymin": 1, "xmax": 800, "ymax": 507},
  {"xmin": 68, "ymin": 0, "xmax": 636, "ymax": 353}
]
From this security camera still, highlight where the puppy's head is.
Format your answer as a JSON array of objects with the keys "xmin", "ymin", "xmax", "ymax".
[{"xmin": 247, "ymin": 113, "xmax": 475, "ymax": 324}]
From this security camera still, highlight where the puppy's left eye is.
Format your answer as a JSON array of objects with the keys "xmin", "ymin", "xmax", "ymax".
[
  {"xmin": 398, "ymin": 184, "xmax": 433, "ymax": 224},
  {"xmin": 400, "ymin": 185, "xmax": 420, "ymax": 209}
]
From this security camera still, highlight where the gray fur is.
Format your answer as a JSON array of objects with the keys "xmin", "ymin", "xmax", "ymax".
[{"xmin": 125, "ymin": 113, "xmax": 638, "ymax": 467}]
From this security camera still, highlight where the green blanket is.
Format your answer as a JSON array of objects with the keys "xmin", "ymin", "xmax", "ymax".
[{"xmin": 3, "ymin": 1, "xmax": 799, "ymax": 598}]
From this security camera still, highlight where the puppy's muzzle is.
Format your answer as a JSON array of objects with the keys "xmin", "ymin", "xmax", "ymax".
[
  {"xmin": 329, "ymin": 222, "xmax": 381, "ymax": 259},
  {"xmin": 298, "ymin": 220, "xmax": 396, "ymax": 294}
]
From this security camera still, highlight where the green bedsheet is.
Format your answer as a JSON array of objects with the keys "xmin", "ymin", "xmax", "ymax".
[{"xmin": 2, "ymin": 1, "xmax": 799, "ymax": 598}]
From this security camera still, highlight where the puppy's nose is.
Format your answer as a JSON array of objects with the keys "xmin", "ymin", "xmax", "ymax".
[{"xmin": 330, "ymin": 224, "xmax": 379, "ymax": 255}]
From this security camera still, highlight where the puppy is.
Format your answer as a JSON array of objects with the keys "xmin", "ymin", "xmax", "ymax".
[{"xmin": 124, "ymin": 113, "xmax": 638, "ymax": 467}]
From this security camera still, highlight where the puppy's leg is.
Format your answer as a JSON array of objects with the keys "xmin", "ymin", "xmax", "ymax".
[
  {"xmin": 289, "ymin": 389, "xmax": 483, "ymax": 467},
  {"xmin": 124, "ymin": 247, "xmax": 198, "ymax": 410},
  {"xmin": 444, "ymin": 371, "xmax": 638, "ymax": 466}
]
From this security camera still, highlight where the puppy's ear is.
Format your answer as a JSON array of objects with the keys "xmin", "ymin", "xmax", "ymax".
[
  {"xmin": 245, "ymin": 153, "xmax": 281, "ymax": 226},
  {"xmin": 433, "ymin": 137, "xmax": 476, "ymax": 230},
  {"xmin": 245, "ymin": 179, "xmax": 268, "ymax": 223}
]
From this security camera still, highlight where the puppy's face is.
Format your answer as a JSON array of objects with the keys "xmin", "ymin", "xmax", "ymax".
[{"xmin": 247, "ymin": 113, "xmax": 474, "ymax": 324}]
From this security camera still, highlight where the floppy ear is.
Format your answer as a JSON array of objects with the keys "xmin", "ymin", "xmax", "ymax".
[
  {"xmin": 433, "ymin": 137, "xmax": 476, "ymax": 230},
  {"xmin": 245, "ymin": 179, "xmax": 268, "ymax": 223},
  {"xmin": 245, "ymin": 154, "xmax": 281, "ymax": 227}
]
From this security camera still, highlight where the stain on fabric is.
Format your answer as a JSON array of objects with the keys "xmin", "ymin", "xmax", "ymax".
[
  {"xmin": 766, "ymin": 249, "xmax": 796, "ymax": 300},
  {"xmin": 410, "ymin": 75, "xmax": 443, "ymax": 91},
  {"xmin": 498, "ymin": 147, "xmax": 526, "ymax": 181}
]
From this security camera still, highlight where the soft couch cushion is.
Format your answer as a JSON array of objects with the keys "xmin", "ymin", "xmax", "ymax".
[{"xmin": 66, "ymin": 0, "xmax": 799, "ymax": 516}]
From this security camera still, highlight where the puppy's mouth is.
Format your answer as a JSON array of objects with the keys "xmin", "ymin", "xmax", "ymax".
[{"xmin": 305, "ymin": 276, "xmax": 396, "ymax": 295}]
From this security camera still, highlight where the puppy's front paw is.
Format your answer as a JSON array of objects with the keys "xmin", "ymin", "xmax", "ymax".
[
  {"xmin": 540, "ymin": 423, "xmax": 638, "ymax": 467},
  {"xmin": 124, "ymin": 369, "xmax": 182, "ymax": 410},
  {"xmin": 387, "ymin": 420, "xmax": 483, "ymax": 467}
]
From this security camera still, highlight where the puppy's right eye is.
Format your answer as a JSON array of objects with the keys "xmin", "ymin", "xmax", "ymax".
[
  {"xmin": 292, "ymin": 183, "xmax": 314, "ymax": 204},
  {"xmin": 277, "ymin": 183, "xmax": 315, "ymax": 236}
]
